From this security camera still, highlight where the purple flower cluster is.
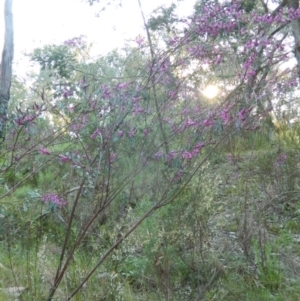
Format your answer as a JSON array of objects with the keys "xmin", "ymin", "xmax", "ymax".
[
  {"xmin": 109, "ymin": 152, "xmax": 118, "ymax": 163},
  {"xmin": 135, "ymin": 35, "xmax": 145, "ymax": 47},
  {"xmin": 154, "ymin": 151, "xmax": 164, "ymax": 160},
  {"xmin": 59, "ymin": 154, "xmax": 71, "ymax": 163},
  {"xmin": 128, "ymin": 128, "xmax": 137, "ymax": 138},
  {"xmin": 14, "ymin": 103, "xmax": 45, "ymax": 127},
  {"xmin": 173, "ymin": 170, "xmax": 184, "ymax": 182},
  {"xmin": 15, "ymin": 115, "xmax": 36, "ymax": 126},
  {"xmin": 252, "ymin": 7, "xmax": 300, "ymax": 25},
  {"xmin": 41, "ymin": 193, "xmax": 67, "ymax": 207},
  {"xmin": 90, "ymin": 128, "xmax": 101, "ymax": 140},
  {"xmin": 162, "ymin": 142, "xmax": 206, "ymax": 162},
  {"xmin": 166, "ymin": 150, "xmax": 179, "ymax": 162},
  {"xmin": 191, "ymin": 3, "xmax": 241, "ymax": 37},
  {"xmin": 62, "ymin": 88, "xmax": 73, "ymax": 99},
  {"xmin": 182, "ymin": 142, "xmax": 205, "ymax": 160},
  {"xmin": 39, "ymin": 147, "xmax": 51, "ymax": 155},
  {"xmin": 14, "ymin": 0, "xmax": 300, "ymax": 199},
  {"xmin": 102, "ymin": 85, "xmax": 111, "ymax": 99},
  {"xmin": 220, "ymin": 109, "xmax": 230, "ymax": 125},
  {"xmin": 64, "ymin": 36, "xmax": 84, "ymax": 47}
]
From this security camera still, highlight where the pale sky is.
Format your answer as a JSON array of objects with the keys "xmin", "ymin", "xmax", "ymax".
[{"xmin": 0, "ymin": 0, "xmax": 194, "ymax": 76}]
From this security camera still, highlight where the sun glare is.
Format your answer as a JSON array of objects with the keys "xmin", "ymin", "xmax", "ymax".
[{"xmin": 202, "ymin": 85, "xmax": 219, "ymax": 99}]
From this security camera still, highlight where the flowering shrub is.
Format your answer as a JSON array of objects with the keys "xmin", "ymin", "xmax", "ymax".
[{"xmin": 2, "ymin": 0, "xmax": 300, "ymax": 300}]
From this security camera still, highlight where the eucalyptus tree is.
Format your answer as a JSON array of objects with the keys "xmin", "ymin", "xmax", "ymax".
[{"xmin": 0, "ymin": 0, "xmax": 13, "ymax": 139}]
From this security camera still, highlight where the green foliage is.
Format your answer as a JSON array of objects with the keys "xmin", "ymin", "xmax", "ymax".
[
  {"xmin": 30, "ymin": 45, "xmax": 76, "ymax": 78},
  {"xmin": 241, "ymin": 0, "xmax": 257, "ymax": 13},
  {"xmin": 276, "ymin": 121, "xmax": 300, "ymax": 149},
  {"xmin": 148, "ymin": 4, "xmax": 177, "ymax": 32},
  {"xmin": 3, "ymin": 1, "xmax": 300, "ymax": 299},
  {"xmin": 253, "ymin": 241, "xmax": 283, "ymax": 291},
  {"xmin": 3, "ymin": 124, "xmax": 300, "ymax": 299}
]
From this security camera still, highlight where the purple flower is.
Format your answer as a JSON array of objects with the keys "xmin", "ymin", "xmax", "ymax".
[
  {"xmin": 132, "ymin": 97, "xmax": 141, "ymax": 104},
  {"xmin": 133, "ymin": 105, "xmax": 144, "ymax": 114},
  {"xmin": 128, "ymin": 128, "xmax": 137, "ymax": 138},
  {"xmin": 247, "ymin": 69, "xmax": 256, "ymax": 77},
  {"xmin": 64, "ymin": 36, "xmax": 84, "ymax": 47},
  {"xmin": 117, "ymin": 82, "xmax": 129, "ymax": 90},
  {"xmin": 191, "ymin": 148, "xmax": 200, "ymax": 157},
  {"xmin": 39, "ymin": 147, "xmax": 51, "ymax": 155},
  {"xmin": 41, "ymin": 193, "xmax": 67, "ymax": 207},
  {"xmin": 118, "ymin": 131, "xmax": 124, "ymax": 138},
  {"xmin": 184, "ymin": 119, "xmax": 197, "ymax": 127},
  {"xmin": 62, "ymin": 88, "xmax": 73, "ymax": 99},
  {"xmin": 194, "ymin": 142, "xmax": 205, "ymax": 151},
  {"xmin": 173, "ymin": 170, "xmax": 184, "ymax": 182},
  {"xmin": 15, "ymin": 114, "xmax": 36, "ymax": 126},
  {"xmin": 166, "ymin": 150, "xmax": 178, "ymax": 161},
  {"xmin": 202, "ymin": 118, "xmax": 214, "ymax": 127},
  {"xmin": 168, "ymin": 90, "xmax": 177, "ymax": 99},
  {"xmin": 59, "ymin": 155, "xmax": 71, "ymax": 163},
  {"xmin": 102, "ymin": 86, "xmax": 111, "ymax": 99},
  {"xmin": 238, "ymin": 108, "xmax": 247, "ymax": 122},
  {"xmin": 214, "ymin": 55, "xmax": 223, "ymax": 65},
  {"xmin": 109, "ymin": 152, "xmax": 118, "ymax": 163},
  {"xmin": 182, "ymin": 142, "xmax": 205, "ymax": 160},
  {"xmin": 135, "ymin": 35, "xmax": 145, "ymax": 46},
  {"xmin": 90, "ymin": 128, "xmax": 101, "ymax": 139},
  {"xmin": 154, "ymin": 151, "xmax": 164, "ymax": 160},
  {"xmin": 220, "ymin": 109, "xmax": 230, "ymax": 124},
  {"xmin": 182, "ymin": 150, "xmax": 193, "ymax": 159},
  {"xmin": 143, "ymin": 128, "xmax": 150, "ymax": 137},
  {"xmin": 168, "ymin": 38, "xmax": 177, "ymax": 46}
]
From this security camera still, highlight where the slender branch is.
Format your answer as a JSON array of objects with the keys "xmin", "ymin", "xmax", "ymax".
[
  {"xmin": 47, "ymin": 179, "xmax": 86, "ymax": 301},
  {"xmin": 137, "ymin": 0, "xmax": 169, "ymax": 154},
  {"xmin": 271, "ymin": 0, "xmax": 288, "ymax": 17},
  {"xmin": 64, "ymin": 125, "xmax": 232, "ymax": 300}
]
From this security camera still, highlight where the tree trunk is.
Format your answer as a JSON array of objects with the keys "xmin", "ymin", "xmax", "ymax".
[
  {"xmin": 288, "ymin": 0, "xmax": 300, "ymax": 79},
  {"xmin": 0, "ymin": 0, "xmax": 14, "ymax": 139}
]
